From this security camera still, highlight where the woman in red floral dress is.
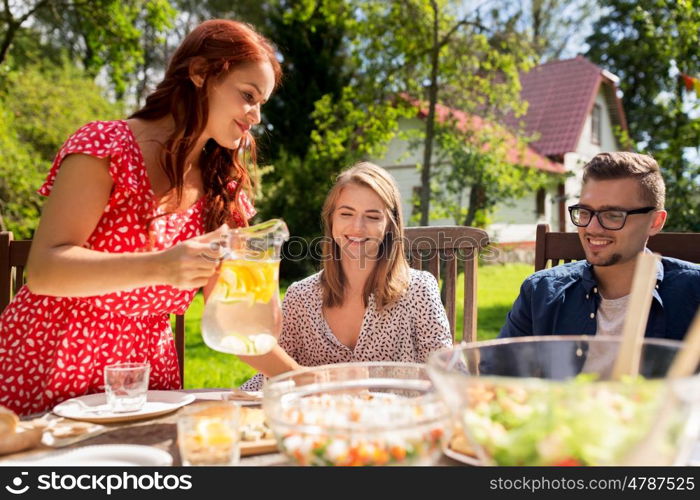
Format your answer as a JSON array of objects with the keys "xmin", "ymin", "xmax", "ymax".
[{"xmin": 0, "ymin": 19, "xmax": 281, "ymax": 416}]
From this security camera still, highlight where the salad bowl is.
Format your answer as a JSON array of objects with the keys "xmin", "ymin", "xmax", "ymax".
[{"xmin": 427, "ymin": 336, "xmax": 700, "ymax": 466}]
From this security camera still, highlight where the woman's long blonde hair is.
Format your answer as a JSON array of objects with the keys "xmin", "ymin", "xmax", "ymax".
[{"xmin": 320, "ymin": 162, "xmax": 410, "ymax": 309}]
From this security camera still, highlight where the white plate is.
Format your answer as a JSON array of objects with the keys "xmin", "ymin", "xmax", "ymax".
[
  {"xmin": 3, "ymin": 445, "xmax": 172, "ymax": 466},
  {"xmin": 53, "ymin": 390, "xmax": 195, "ymax": 423},
  {"xmin": 442, "ymin": 446, "xmax": 483, "ymax": 466}
]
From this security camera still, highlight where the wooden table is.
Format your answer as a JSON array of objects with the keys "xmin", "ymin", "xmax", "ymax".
[{"xmin": 2, "ymin": 390, "xmax": 462, "ymax": 466}]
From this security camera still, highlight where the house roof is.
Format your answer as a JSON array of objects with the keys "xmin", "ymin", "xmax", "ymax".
[
  {"xmin": 415, "ymin": 101, "xmax": 566, "ymax": 174},
  {"xmin": 503, "ymin": 56, "xmax": 629, "ymax": 159},
  {"xmin": 408, "ymin": 57, "xmax": 628, "ymax": 174}
]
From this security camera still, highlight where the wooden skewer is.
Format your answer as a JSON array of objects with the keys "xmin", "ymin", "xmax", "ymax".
[
  {"xmin": 668, "ymin": 308, "xmax": 700, "ymax": 379},
  {"xmin": 611, "ymin": 252, "xmax": 661, "ymax": 380},
  {"xmin": 623, "ymin": 307, "xmax": 700, "ymax": 465}
]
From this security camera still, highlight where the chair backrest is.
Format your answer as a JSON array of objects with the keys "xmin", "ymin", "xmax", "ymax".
[
  {"xmin": 0, "ymin": 231, "xmax": 187, "ymax": 384},
  {"xmin": 0, "ymin": 232, "xmax": 31, "ymax": 311},
  {"xmin": 404, "ymin": 226, "xmax": 490, "ymax": 343},
  {"xmin": 534, "ymin": 223, "xmax": 700, "ymax": 271}
]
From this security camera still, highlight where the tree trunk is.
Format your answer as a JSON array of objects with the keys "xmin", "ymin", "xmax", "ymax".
[
  {"xmin": 419, "ymin": 5, "xmax": 441, "ymax": 226},
  {"xmin": 673, "ymin": 68, "xmax": 686, "ymax": 207},
  {"xmin": 463, "ymin": 183, "xmax": 481, "ymax": 227},
  {"xmin": 136, "ymin": 24, "xmax": 154, "ymax": 108},
  {"xmin": 0, "ymin": 21, "xmax": 20, "ymax": 64},
  {"xmin": 0, "ymin": 0, "xmax": 53, "ymax": 64}
]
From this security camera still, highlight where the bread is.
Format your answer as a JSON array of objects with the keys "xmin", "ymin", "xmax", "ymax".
[
  {"xmin": 0, "ymin": 427, "xmax": 42, "ymax": 456},
  {"xmin": 0, "ymin": 406, "xmax": 42, "ymax": 456},
  {"xmin": 0, "ymin": 405, "xmax": 19, "ymax": 438}
]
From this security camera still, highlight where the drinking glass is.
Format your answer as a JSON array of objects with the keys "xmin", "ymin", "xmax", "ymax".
[
  {"xmin": 104, "ymin": 362, "xmax": 150, "ymax": 412},
  {"xmin": 178, "ymin": 401, "xmax": 241, "ymax": 466}
]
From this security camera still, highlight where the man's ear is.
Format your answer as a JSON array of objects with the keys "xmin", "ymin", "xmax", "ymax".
[
  {"xmin": 189, "ymin": 57, "xmax": 207, "ymax": 88},
  {"xmin": 649, "ymin": 209, "xmax": 667, "ymax": 236}
]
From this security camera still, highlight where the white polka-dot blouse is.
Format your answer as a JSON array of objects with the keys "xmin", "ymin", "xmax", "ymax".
[{"xmin": 241, "ymin": 268, "xmax": 453, "ymax": 390}]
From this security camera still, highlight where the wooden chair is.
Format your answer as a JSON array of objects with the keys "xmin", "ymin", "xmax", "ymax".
[
  {"xmin": 0, "ymin": 232, "xmax": 31, "ymax": 312},
  {"xmin": 0, "ymin": 231, "xmax": 187, "ymax": 384},
  {"xmin": 404, "ymin": 226, "xmax": 490, "ymax": 343},
  {"xmin": 534, "ymin": 223, "xmax": 700, "ymax": 271}
]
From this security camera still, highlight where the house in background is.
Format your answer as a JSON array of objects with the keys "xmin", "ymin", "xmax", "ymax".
[{"xmin": 374, "ymin": 56, "xmax": 629, "ymax": 244}]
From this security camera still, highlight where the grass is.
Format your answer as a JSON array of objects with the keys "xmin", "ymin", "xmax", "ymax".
[
  {"xmin": 459, "ymin": 263, "xmax": 531, "ymax": 342},
  {"xmin": 177, "ymin": 263, "xmax": 532, "ymax": 388}
]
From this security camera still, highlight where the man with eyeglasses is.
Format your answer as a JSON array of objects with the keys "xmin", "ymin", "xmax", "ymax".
[{"xmin": 499, "ymin": 152, "xmax": 699, "ymax": 341}]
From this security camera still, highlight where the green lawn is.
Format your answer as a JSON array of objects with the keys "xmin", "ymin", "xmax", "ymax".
[{"xmin": 177, "ymin": 263, "xmax": 532, "ymax": 388}]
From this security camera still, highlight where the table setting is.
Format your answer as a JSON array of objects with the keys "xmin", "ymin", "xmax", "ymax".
[
  {"xmin": 1, "ymin": 252, "xmax": 699, "ymax": 467},
  {"xmin": 0, "ymin": 387, "xmax": 287, "ymax": 467}
]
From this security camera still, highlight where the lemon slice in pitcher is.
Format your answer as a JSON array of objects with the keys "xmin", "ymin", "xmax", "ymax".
[
  {"xmin": 216, "ymin": 260, "xmax": 278, "ymax": 304},
  {"xmin": 212, "ymin": 263, "xmax": 253, "ymax": 304}
]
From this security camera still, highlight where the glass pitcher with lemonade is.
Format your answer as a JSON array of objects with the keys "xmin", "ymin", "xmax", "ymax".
[{"xmin": 202, "ymin": 219, "xmax": 289, "ymax": 356}]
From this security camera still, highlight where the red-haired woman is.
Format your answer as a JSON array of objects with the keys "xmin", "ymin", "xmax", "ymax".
[{"xmin": 0, "ymin": 19, "xmax": 281, "ymax": 416}]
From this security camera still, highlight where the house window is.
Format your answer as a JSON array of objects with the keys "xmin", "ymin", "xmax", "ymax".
[
  {"xmin": 591, "ymin": 103, "xmax": 601, "ymax": 145},
  {"xmin": 536, "ymin": 188, "xmax": 546, "ymax": 218}
]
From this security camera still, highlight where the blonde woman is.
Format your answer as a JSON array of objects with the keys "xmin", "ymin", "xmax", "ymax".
[{"xmin": 240, "ymin": 162, "xmax": 452, "ymax": 389}]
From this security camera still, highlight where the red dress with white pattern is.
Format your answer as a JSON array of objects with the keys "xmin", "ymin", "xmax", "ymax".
[{"xmin": 0, "ymin": 120, "xmax": 254, "ymax": 416}]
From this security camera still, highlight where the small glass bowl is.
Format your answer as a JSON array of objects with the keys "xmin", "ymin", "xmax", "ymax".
[{"xmin": 262, "ymin": 362, "xmax": 450, "ymax": 466}]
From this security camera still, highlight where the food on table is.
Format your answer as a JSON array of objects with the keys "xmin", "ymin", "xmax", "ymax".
[
  {"xmin": 0, "ymin": 405, "xmax": 42, "ymax": 456},
  {"xmin": 0, "ymin": 405, "xmax": 18, "ymax": 438},
  {"xmin": 239, "ymin": 408, "xmax": 273, "ymax": 442},
  {"xmin": 460, "ymin": 374, "xmax": 670, "ymax": 466},
  {"xmin": 270, "ymin": 393, "xmax": 446, "ymax": 466},
  {"xmin": 447, "ymin": 422, "xmax": 477, "ymax": 458},
  {"xmin": 48, "ymin": 421, "xmax": 98, "ymax": 439},
  {"xmin": 202, "ymin": 259, "xmax": 281, "ymax": 355},
  {"xmin": 36, "ymin": 419, "xmax": 108, "ymax": 447}
]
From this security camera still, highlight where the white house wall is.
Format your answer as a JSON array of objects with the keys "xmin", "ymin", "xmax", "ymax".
[
  {"xmin": 489, "ymin": 194, "xmax": 541, "ymax": 243},
  {"xmin": 379, "ymin": 117, "xmax": 427, "ymax": 167},
  {"xmin": 376, "ymin": 118, "xmax": 452, "ymax": 226}
]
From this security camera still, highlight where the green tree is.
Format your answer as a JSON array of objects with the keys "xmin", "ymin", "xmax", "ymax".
[
  {"xmin": 430, "ymin": 120, "xmax": 554, "ymax": 227},
  {"xmin": 0, "ymin": 62, "xmax": 123, "ymax": 238},
  {"xmin": 0, "ymin": 107, "xmax": 44, "ymax": 238},
  {"xmin": 341, "ymin": 0, "xmax": 535, "ymax": 225},
  {"xmin": 1, "ymin": 0, "xmax": 176, "ymax": 97},
  {"xmin": 586, "ymin": 0, "xmax": 700, "ymax": 231},
  {"xmin": 261, "ymin": 0, "xmax": 539, "ymax": 242}
]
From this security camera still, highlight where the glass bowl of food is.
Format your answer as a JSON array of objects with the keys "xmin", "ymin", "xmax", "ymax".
[
  {"xmin": 262, "ymin": 362, "xmax": 450, "ymax": 466},
  {"xmin": 427, "ymin": 336, "xmax": 700, "ymax": 466}
]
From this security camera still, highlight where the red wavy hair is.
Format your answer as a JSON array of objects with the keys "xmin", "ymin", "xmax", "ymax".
[{"xmin": 130, "ymin": 19, "xmax": 282, "ymax": 230}]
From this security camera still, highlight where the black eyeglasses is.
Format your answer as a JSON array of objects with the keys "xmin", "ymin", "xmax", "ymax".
[{"xmin": 568, "ymin": 205, "xmax": 657, "ymax": 230}]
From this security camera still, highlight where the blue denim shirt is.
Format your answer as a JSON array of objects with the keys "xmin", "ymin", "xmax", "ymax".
[{"xmin": 499, "ymin": 256, "xmax": 700, "ymax": 341}]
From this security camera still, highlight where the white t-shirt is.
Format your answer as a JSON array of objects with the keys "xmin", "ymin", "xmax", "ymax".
[{"xmin": 582, "ymin": 294, "xmax": 630, "ymax": 376}]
